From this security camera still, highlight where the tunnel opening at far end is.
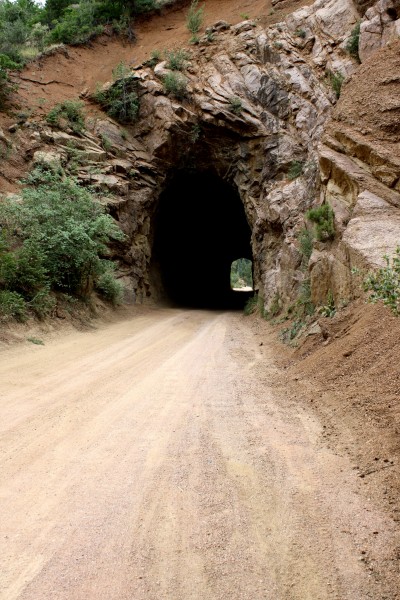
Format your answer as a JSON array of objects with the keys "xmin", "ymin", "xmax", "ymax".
[
  {"xmin": 230, "ymin": 258, "xmax": 253, "ymax": 292},
  {"xmin": 152, "ymin": 170, "xmax": 254, "ymax": 310}
]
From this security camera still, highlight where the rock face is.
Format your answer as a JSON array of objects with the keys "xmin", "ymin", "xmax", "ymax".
[
  {"xmin": 314, "ymin": 37, "xmax": 400, "ymax": 307},
  {"xmin": 359, "ymin": 0, "xmax": 400, "ymax": 62},
  {"xmin": 10, "ymin": 0, "xmax": 400, "ymax": 312}
]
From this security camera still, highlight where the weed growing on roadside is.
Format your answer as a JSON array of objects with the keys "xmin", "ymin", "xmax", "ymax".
[
  {"xmin": 244, "ymin": 294, "xmax": 259, "ymax": 316},
  {"xmin": 319, "ymin": 289, "xmax": 336, "ymax": 317},
  {"xmin": 27, "ymin": 337, "xmax": 44, "ymax": 345},
  {"xmin": 364, "ymin": 246, "xmax": 400, "ymax": 315}
]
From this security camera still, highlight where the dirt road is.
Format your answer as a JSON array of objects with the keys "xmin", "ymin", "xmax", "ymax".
[{"xmin": 0, "ymin": 309, "xmax": 397, "ymax": 599}]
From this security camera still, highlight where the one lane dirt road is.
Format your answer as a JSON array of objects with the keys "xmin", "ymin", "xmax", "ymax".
[{"xmin": 0, "ymin": 309, "xmax": 398, "ymax": 599}]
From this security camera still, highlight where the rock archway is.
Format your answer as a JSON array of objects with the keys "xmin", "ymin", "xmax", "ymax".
[{"xmin": 151, "ymin": 169, "xmax": 253, "ymax": 308}]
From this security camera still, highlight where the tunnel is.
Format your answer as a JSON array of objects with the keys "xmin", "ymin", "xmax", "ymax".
[{"xmin": 152, "ymin": 170, "xmax": 253, "ymax": 309}]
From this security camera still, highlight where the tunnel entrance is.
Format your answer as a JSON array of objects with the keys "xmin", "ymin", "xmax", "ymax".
[{"xmin": 152, "ymin": 170, "xmax": 253, "ymax": 309}]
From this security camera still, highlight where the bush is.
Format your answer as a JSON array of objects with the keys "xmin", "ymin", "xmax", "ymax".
[
  {"xmin": 0, "ymin": 66, "xmax": 14, "ymax": 110},
  {"xmin": 299, "ymin": 227, "xmax": 314, "ymax": 264},
  {"xmin": 48, "ymin": 1, "xmax": 104, "ymax": 45},
  {"xmin": 94, "ymin": 62, "xmax": 139, "ymax": 123},
  {"xmin": 244, "ymin": 294, "xmax": 259, "ymax": 316},
  {"xmin": 0, "ymin": 290, "xmax": 27, "ymax": 321},
  {"xmin": 0, "ymin": 168, "xmax": 126, "ymax": 320},
  {"xmin": 364, "ymin": 247, "xmax": 400, "ymax": 315},
  {"xmin": 130, "ymin": 0, "xmax": 157, "ymax": 14},
  {"xmin": 164, "ymin": 48, "xmax": 189, "ymax": 71},
  {"xmin": 287, "ymin": 160, "xmax": 304, "ymax": 180},
  {"xmin": 163, "ymin": 71, "xmax": 188, "ymax": 99},
  {"xmin": 346, "ymin": 22, "xmax": 361, "ymax": 61},
  {"xmin": 296, "ymin": 279, "xmax": 314, "ymax": 316},
  {"xmin": 229, "ymin": 97, "xmax": 243, "ymax": 115},
  {"xmin": 306, "ymin": 203, "xmax": 335, "ymax": 241},
  {"xmin": 146, "ymin": 48, "xmax": 161, "ymax": 67},
  {"xmin": 46, "ymin": 99, "xmax": 85, "ymax": 133},
  {"xmin": 327, "ymin": 70, "xmax": 345, "ymax": 99},
  {"xmin": 186, "ymin": 0, "xmax": 204, "ymax": 42},
  {"xmin": 295, "ymin": 28, "xmax": 306, "ymax": 39},
  {"xmin": 96, "ymin": 270, "xmax": 124, "ymax": 304}
]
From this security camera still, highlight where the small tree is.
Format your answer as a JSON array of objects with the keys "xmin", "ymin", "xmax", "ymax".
[{"xmin": 94, "ymin": 62, "xmax": 140, "ymax": 123}]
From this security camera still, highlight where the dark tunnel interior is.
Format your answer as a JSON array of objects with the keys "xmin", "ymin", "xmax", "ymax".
[{"xmin": 152, "ymin": 170, "xmax": 254, "ymax": 309}]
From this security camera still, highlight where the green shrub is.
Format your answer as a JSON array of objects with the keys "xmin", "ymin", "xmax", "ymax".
[
  {"xmin": 0, "ymin": 168, "xmax": 126, "ymax": 320},
  {"xmin": 48, "ymin": 1, "xmax": 103, "ymax": 45},
  {"xmin": 346, "ymin": 22, "xmax": 361, "ymax": 61},
  {"xmin": 0, "ymin": 66, "xmax": 14, "ymax": 110},
  {"xmin": 0, "ymin": 290, "xmax": 27, "ymax": 321},
  {"xmin": 146, "ymin": 48, "xmax": 162, "ymax": 67},
  {"xmin": 244, "ymin": 294, "xmax": 258, "ymax": 316},
  {"xmin": 306, "ymin": 203, "xmax": 335, "ymax": 241},
  {"xmin": 287, "ymin": 160, "xmax": 304, "ymax": 180},
  {"xmin": 229, "ymin": 97, "xmax": 243, "ymax": 115},
  {"xmin": 164, "ymin": 48, "xmax": 189, "ymax": 71},
  {"xmin": 295, "ymin": 28, "xmax": 306, "ymax": 39},
  {"xmin": 187, "ymin": 0, "xmax": 204, "ymax": 41},
  {"xmin": 280, "ymin": 319, "xmax": 305, "ymax": 343},
  {"xmin": 131, "ymin": 0, "xmax": 157, "ymax": 14},
  {"xmin": 94, "ymin": 63, "xmax": 140, "ymax": 123},
  {"xmin": 299, "ymin": 227, "xmax": 314, "ymax": 264},
  {"xmin": 296, "ymin": 279, "xmax": 314, "ymax": 316},
  {"xmin": 163, "ymin": 71, "xmax": 188, "ymax": 99},
  {"xmin": 319, "ymin": 289, "xmax": 336, "ymax": 317},
  {"xmin": 96, "ymin": 270, "xmax": 124, "ymax": 304},
  {"xmin": 46, "ymin": 99, "xmax": 85, "ymax": 133},
  {"xmin": 327, "ymin": 70, "xmax": 345, "ymax": 99},
  {"xmin": 189, "ymin": 123, "xmax": 201, "ymax": 143},
  {"xmin": 364, "ymin": 246, "xmax": 400, "ymax": 315},
  {"xmin": 263, "ymin": 292, "xmax": 281, "ymax": 319}
]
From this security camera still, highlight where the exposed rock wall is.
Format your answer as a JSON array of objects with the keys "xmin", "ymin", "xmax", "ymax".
[
  {"xmin": 8, "ymin": 0, "xmax": 400, "ymax": 313},
  {"xmin": 314, "ymin": 37, "xmax": 400, "ymax": 307}
]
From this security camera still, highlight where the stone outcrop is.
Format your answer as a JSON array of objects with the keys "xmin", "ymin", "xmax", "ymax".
[
  {"xmin": 7, "ymin": 0, "xmax": 399, "ymax": 313},
  {"xmin": 311, "ymin": 33, "xmax": 400, "ymax": 307},
  {"xmin": 359, "ymin": 0, "xmax": 400, "ymax": 62}
]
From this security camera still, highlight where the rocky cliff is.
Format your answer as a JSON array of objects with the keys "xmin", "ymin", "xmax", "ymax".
[{"xmin": 2, "ymin": 0, "xmax": 400, "ymax": 313}]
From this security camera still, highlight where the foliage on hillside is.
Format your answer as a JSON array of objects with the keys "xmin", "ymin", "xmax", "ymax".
[
  {"xmin": 0, "ymin": 0, "xmax": 157, "ymax": 69},
  {"xmin": 0, "ymin": 166, "xmax": 125, "ymax": 321}
]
